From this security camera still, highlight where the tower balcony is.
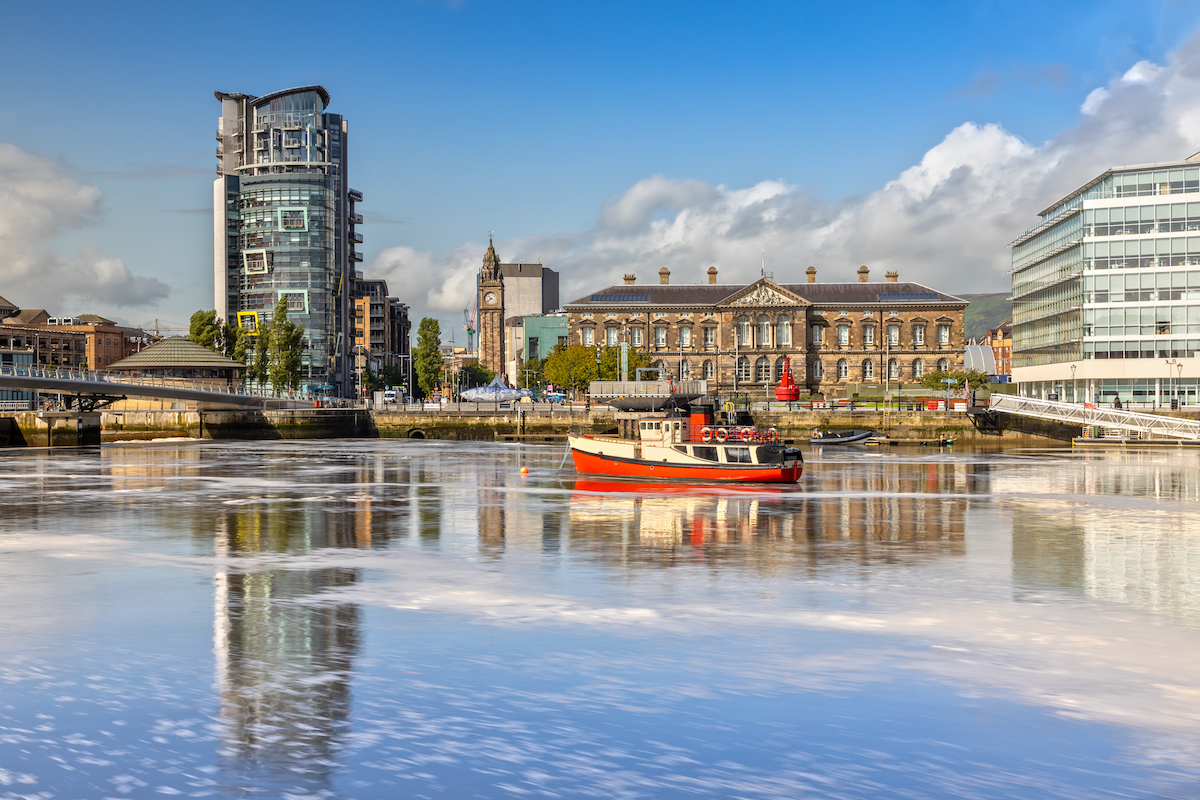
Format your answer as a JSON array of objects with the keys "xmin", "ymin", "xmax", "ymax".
[
  {"xmin": 350, "ymin": 212, "xmax": 363, "ymax": 225},
  {"xmin": 348, "ymin": 188, "xmax": 363, "ymax": 202},
  {"xmin": 350, "ymin": 232, "xmax": 363, "ymax": 244},
  {"xmin": 351, "ymin": 250, "xmax": 364, "ymax": 262}
]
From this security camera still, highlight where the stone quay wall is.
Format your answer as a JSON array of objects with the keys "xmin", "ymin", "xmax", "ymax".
[{"xmin": 0, "ymin": 404, "xmax": 1131, "ymax": 447}]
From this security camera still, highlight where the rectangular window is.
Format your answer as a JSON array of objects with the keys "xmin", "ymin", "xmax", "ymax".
[
  {"xmin": 693, "ymin": 446, "xmax": 718, "ymax": 462},
  {"xmin": 887, "ymin": 325, "xmax": 899, "ymax": 346},
  {"xmin": 654, "ymin": 327, "xmax": 666, "ymax": 347},
  {"xmin": 812, "ymin": 325, "xmax": 823, "ymax": 344},
  {"xmin": 606, "ymin": 327, "xmax": 617, "ymax": 346},
  {"xmin": 631, "ymin": 327, "xmax": 643, "ymax": 347},
  {"xmin": 914, "ymin": 326, "xmax": 925, "ymax": 345},
  {"xmin": 582, "ymin": 328, "xmax": 594, "ymax": 346},
  {"xmin": 680, "ymin": 327, "xmax": 691, "ymax": 347},
  {"xmin": 938, "ymin": 324, "xmax": 951, "ymax": 345},
  {"xmin": 703, "ymin": 327, "xmax": 715, "ymax": 347},
  {"xmin": 528, "ymin": 337, "xmax": 539, "ymax": 360},
  {"xmin": 837, "ymin": 325, "xmax": 850, "ymax": 346},
  {"xmin": 726, "ymin": 447, "xmax": 752, "ymax": 463},
  {"xmin": 863, "ymin": 326, "xmax": 875, "ymax": 346}
]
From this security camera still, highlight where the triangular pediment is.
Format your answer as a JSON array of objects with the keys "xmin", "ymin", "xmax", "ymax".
[{"xmin": 720, "ymin": 279, "xmax": 809, "ymax": 308}]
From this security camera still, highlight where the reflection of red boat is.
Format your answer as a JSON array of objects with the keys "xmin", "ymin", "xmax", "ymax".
[
  {"xmin": 568, "ymin": 407, "xmax": 803, "ymax": 484},
  {"xmin": 573, "ymin": 479, "xmax": 787, "ymax": 495}
]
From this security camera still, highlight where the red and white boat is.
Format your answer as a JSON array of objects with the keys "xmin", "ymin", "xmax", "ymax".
[{"xmin": 568, "ymin": 406, "xmax": 803, "ymax": 483}]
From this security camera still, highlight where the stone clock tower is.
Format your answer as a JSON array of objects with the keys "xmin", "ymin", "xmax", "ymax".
[{"xmin": 478, "ymin": 239, "xmax": 505, "ymax": 375}]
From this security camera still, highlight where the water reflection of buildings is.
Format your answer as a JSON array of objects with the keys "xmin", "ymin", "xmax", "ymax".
[
  {"xmin": 1002, "ymin": 452, "xmax": 1200, "ymax": 626},
  {"xmin": 209, "ymin": 454, "xmax": 411, "ymax": 796}
]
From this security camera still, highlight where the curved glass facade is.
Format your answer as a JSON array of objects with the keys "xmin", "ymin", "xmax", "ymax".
[{"xmin": 215, "ymin": 86, "xmax": 361, "ymax": 395}]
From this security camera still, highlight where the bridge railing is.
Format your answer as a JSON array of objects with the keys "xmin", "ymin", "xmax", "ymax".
[
  {"xmin": 988, "ymin": 393, "xmax": 1200, "ymax": 440},
  {"xmin": 0, "ymin": 365, "xmax": 295, "ymax": 400}
]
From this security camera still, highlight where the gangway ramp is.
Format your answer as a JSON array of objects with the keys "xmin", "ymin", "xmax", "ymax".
[{"xmin": 985, "ymin": 393, "xmax": 1200, "ymax": 440}]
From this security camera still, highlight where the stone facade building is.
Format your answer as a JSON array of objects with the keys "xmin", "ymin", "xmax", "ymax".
[{"xmin": 562, "ymin": 265, "xmax": 967, "ymax": 397}]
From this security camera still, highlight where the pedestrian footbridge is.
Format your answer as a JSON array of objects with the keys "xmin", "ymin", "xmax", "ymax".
[
  {"xmin": 981, "ymin": 393, "xmax": 1200, "ymax": 440},
  {"xmin": 0, "ymin": 366, "xmax": 306, "ymax": 410}
]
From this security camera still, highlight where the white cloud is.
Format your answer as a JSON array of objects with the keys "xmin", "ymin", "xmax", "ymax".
[
  {"xmin": 371, "ymin": 33, "xmax": 1200, "ymax": 328},
  {"xmin": 1080, "ymin": 87, "xmax": 1110, "ymax": 115},
  {"xmin": 0, "ymin": 143, "xmax": 169, "ymax": 311}
]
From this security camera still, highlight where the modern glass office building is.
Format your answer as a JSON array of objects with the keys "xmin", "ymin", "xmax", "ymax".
[
  {"xmin": 1011, "ymin": 155, "xmax": 1200, "ymax": 406},
  {"xmin": 214, "ymin": 86, "xmax": 363, "ymax": 396}
]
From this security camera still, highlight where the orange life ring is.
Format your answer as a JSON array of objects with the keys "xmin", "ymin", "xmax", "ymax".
[
  {"xmin": 715, "ymin": 428, "xmax": 728, "ymax": 443},
  {"xmin": 740, "ymin": 427, "xmax": 754, "ymax": 442},
  {"xmin": 701, "ymin": 426, "xmax": 713, "ymax": 442}
]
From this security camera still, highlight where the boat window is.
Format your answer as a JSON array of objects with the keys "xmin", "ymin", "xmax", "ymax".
[
  {"xmin": 725, "ymin": 447, "xmax": 752, "ymax": 463},
  {"xmin": 693, "ymin": 446, "xmax": 718, "ymax": 462},
  {"xmin": 654, "ymin": 422, "xmax": 661, "ymax": 430},
  {"xmin": 673, "ymin": 422, "xmax": 680, "ymax": 431}
]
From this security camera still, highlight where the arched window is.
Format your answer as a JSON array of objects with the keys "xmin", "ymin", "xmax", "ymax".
[
  {"xmin": 937, "ymin": 358, "xmax": 949, "ymax": 372},
  {"xmin": 680, "ymin": 360, "xmax": 691, "ymax": 379},
  {"xmin": 737, "ymin": 315, "xmax": 752, "ymax": 347},
  {"xmin": 654, "ymin": 360, "xmax": 667, "ymax": 378},
  {"xmin": 737, "ymin": 356, "xmax": 751, "ymax": 382},
  {"xmin": 888, "ymin": 359, "xmax": 899, "ymax": 379},
  {"xmin": 703, "ymin": 360, "xmax": 715, "ymax": 380},
  {"xmin": 862, "ymin": 359, "xmax": 874, "ymax": 379},
  {"xmin": 755, "ymin": 356, "xmax": 770, "ymax": 382},
  {"xmin": 776, "ymin": 315, "xmax": 791, "ymax": 347},
  {"xmin": 913, "ymin": 359, "xmax": 924, "ymax": 378},
  {"xmin": 757, "ymin": 315, "xmax": 771, "ymax": 347},
  {"xmin": 813, "ymin": 360, "xmax": 824, "ymax": 379},
  {"xmin": 837, "ymin": 359, "xmax": 848, "ymax": 379},
  {"xmin": 774, "ymin": 356, "xmax": 787, "ymax": 382}
]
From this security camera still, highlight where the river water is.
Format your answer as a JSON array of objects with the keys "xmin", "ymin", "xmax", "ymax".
[{"xmin": 3, "ymin": 440, "xmax": 1200, "ymax": 799}]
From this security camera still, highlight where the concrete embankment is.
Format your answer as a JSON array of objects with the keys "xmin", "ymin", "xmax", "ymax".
[{"xmin": 0, "ymin": 404, "xmax": 1118, "ymax": 447}]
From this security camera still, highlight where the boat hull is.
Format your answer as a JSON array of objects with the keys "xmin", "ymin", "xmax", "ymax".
[{"xmin": 570, "ymin": 448, "xmax": 802, "ymax": 483}]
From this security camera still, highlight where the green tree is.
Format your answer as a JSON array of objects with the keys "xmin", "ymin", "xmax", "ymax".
[
  {"xmin": 267, "ymin": 296, "xmax": 304, "ymax": 392},
  {"xmin": 380, "ymin": 364, "xmax": 406, "ymax": 389},
  {"xmin": 232, "ymin": 326, "xmax": 248, "ymax": 364},
  {"xmin": 188, "ymin": 310, "xmax": 221, "ymax": 351},
  {"xmin": 596, "ymin": 345, "xmax": 651, "ymax": 380},
  {"xmin": 250, "ymin": 325, "xmax": 269, "ymax": 388},
  {"xmin": 918, "ymin": 369, "xmax": 992, "ymax": 392},
  {"xmin": 517, "ymin": 356, "xmax": 545, "ymax": 389},
  {"xmin": 361, "ymin": 367, "xmax": 385, "ymax": 393},
  {"xmin": 218, "ymin": 319, "xmax": 241, "ymax": 360},
  {"xmin": 414, "ymin": 317, "xmax": 443, "ymax": 397},
  {"xmin": 543, "ymin": 344, "xmax": 599, "ymax": 394},
  {"xmin": 461, "ymin": 361, "xmax": 495, "ymax": 389}
]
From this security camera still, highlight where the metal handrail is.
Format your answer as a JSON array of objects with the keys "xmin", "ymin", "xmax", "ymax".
[
  {"xmin": 989, "ymin": 393, "xmax": 1200, "ymax": 439},
  {"xmin": 0, "ymin": 365, "xmax": 299, "ymax": 401}
]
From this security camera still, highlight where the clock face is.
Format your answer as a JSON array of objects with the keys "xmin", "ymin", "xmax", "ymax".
[{"xmin": 484, "ymin": 292, "xmax": 497, "ymax": 304}]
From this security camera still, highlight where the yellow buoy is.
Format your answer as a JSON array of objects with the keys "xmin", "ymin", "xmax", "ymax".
[{"xmin": 520, "ymin": 467, "xmax": 529, "ymax": 474}]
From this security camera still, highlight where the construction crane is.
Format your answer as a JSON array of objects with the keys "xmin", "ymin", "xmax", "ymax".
[{"xmin": 463, "ymin": 298, "xmax": 478, "ymax": 354}]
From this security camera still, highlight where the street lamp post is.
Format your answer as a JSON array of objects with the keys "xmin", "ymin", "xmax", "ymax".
[
  {"xmin": 1070, "ymin": 363, "xmax": 1076, "ymax": 403},
  {"xmin": 1167, "ymin": 358, "xmax": 1179, "ymax": 409}
]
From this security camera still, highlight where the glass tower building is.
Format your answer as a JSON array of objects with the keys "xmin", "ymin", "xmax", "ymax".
[
  {"xmin": 1011, "ymin": 154, "xmax": 1200, "ymax": 406},
  {"xmin": 214, "ymin": 85, "xmax": 363, "ymax": 396}
]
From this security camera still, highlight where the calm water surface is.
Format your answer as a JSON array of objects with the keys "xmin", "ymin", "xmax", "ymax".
[{"xmin": 3, "ymin": 440, "xmax": 1200, "ymax": 799}]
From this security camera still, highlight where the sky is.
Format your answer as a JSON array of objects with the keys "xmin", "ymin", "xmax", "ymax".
[{"xmin": 3, "ymin": 0, "xmax": 1200, "ymax": 339}]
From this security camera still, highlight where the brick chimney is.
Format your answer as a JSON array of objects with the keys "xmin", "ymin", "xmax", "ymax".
[
  {"xmin": 659, "ymin": 267, "xmax": 670, "ymax": 285},
  {"xmin": 885, "ymin": 270, "xmax": 898, "ymax": 283},
  {"xmin": 806, "ymin": 266, "xmax": 817, "ymax": 284},
  {"xmin": 624, "ymin": 274, "xmax": 636, "ymax": 285},
  {"xmin": 707, "ymin": 266, "xmax": 718, "ymax": 284},
  {"xmin": 857, "ymin": 265, "xmax": 870, "ymax": 283}
]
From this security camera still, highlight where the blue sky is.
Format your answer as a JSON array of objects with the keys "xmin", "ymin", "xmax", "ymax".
[{"xmin": 3, "ymin": 0, "xmax": 1200, "ymax": 335}]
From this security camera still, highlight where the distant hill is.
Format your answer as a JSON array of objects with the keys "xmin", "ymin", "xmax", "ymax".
[{"xmin": 959, "ymin": 293, "xmax": 1011, "ymax": 341}]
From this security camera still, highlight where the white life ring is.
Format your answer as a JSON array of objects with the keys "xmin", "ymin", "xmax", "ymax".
[
  {"xmin": 767, "ymin": 427, "xmax": 779, "ymax": 443},
  {"xmin": 715, "ymin": 428, "xmax": 728, "ymax": 443},
  {"xmin": 701, "ymin": 426, "xmax": 713, "ymax": 443},
  {"xmin": 740, "ymin": 427, "xmax": 754, "ymax": 442}
]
